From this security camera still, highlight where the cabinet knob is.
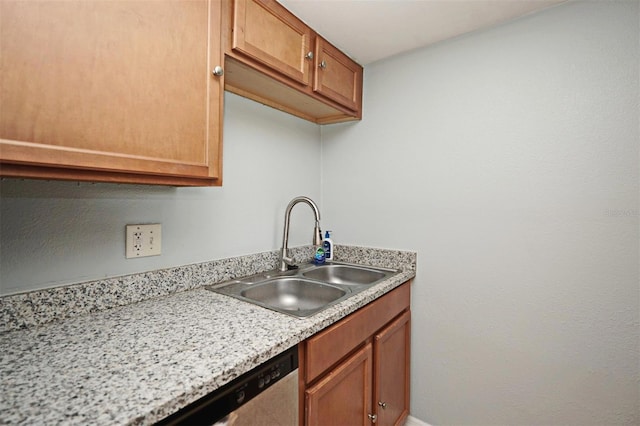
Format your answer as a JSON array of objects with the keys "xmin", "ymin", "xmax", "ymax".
[
  {"xmin": 305, "ymin": 51, "xmax": 314, "ymax": 60},
  {"xmin": 212, "ymin": 66, "xmax": 224, "ymax": 77},
  {"xmin": 319, "ymin": 60, "xmax": 327, "ymax": 69},
  {"xmin": 378, "ymin": 401, "xmax": 387, "ymax": 409},
  {"xmin": 368, "ymin": 413, "xmax": 377, "ymax": 423}
]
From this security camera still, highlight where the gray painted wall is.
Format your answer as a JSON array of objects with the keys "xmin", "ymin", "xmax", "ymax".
[
  {"xmin": 321, "ymin": 1, "xmax": 639, "ymax": 424},
  {"xmin": 1, "ymin": 1, "xmax": 638, "ymax": 424},
  {"xmin": 0, "ymin": 93, "xmax": 322, "ymax": 294}
]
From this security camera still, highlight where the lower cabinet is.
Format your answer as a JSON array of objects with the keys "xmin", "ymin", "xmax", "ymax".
[
  {"xmin": 306, "ymin": 343, "xmax": 373, "ymax": 425},
  {"xmin": 300, "ymin": 281, "xmax": 411, "ymax": 426},
  {"xmin": 374, "ymin": 310, "xmax": 411, "ymax": 426}
]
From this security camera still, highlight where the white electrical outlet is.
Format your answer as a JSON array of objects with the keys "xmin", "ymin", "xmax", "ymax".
[{"xmin": 126, "ymin": 224, "xmax": 162, "ymax": 259}]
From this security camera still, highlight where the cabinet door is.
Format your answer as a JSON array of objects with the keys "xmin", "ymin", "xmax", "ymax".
[
  {"xmin": 0, "ymin": 0, "xmax": 223, "ymax": 186},
  {"xmin": 306, "ymin": 343, "xmax": 373, "ymax": 426},
  {"xmin": 231, "ymin": 0, "xmax": 312, "ymax": 85},
  {"xmin": 373, "ymin": 310, "xmax": 411, "ymax": 426},
  {"xmin": 313, "ymin": 36, "xmax": 363, "ymax": 112}
]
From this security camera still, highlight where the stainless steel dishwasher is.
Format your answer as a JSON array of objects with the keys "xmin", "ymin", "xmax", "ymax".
[{"xmin": 157, "ymin": 345, "xmax": 298, "ymax": 426}]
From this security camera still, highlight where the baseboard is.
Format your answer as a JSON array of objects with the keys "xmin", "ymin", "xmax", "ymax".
[{"xmin": 404, "ymin": 415, "xmax": 431, "ymax": 426}]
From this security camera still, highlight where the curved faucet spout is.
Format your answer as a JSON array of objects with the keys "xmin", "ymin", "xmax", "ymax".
[{"xmin": 279, "ymin": 196, "xmax": 322, "ymax": 272}]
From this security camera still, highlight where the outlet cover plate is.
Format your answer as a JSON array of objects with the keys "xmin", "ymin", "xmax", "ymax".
[{"xmin": 126, "ymin": 224, "xmax": 162, "ymax": 259}]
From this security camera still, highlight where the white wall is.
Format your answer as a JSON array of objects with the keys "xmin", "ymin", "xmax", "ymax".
[
  {"xmin": 0, "ymin": 93, "xmax": 322, "ymax": 295},
  {"xmin": 321, "ymin": 1, "xmax": 639, "ymax": 425}
]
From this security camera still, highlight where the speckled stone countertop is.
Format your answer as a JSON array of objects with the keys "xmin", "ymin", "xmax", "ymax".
[{"xmin": 0, "ymin": 246, "xmax": 415, "ymax": 425}]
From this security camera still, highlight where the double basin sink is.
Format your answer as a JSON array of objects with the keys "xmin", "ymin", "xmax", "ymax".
[{"xmin": 206, "ymin": 262, "xmax": 399, "ymax": 318}]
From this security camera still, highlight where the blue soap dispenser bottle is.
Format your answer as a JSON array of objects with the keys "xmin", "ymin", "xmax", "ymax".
[{"xmin": 323, "ymin": 231, "xmax": 334, "ymax": 261}]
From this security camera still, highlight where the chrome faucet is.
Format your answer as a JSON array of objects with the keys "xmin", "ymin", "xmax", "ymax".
[{"xmin": 279, "ymin": 196, "xmax": 322, "ymax": 272}]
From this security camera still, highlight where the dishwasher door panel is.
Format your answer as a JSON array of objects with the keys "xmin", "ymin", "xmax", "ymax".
[{"xmin": 230, "ymin": 370, "xmax": 298, "ymax": 426}]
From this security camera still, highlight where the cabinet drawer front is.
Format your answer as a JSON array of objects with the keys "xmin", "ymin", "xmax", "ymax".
[
  {"xmin": 313, "ymin": 36, "xmax": 363, "ymax": 111},
  {"xmin": 232, "ymin": 0, "xmax": 311, "ymax": 85},
  {"xmin": 304, "ymin": 282, "xmax": 411, "ymax": 383}
]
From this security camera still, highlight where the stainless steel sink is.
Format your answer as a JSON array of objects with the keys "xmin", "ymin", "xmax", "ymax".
[
  {"xmin": 240, "ymin": 278, "xmax": 346, "ymax": 316},
  {"xmin": 205, "ymin": 262, "xmax": 399, "ymax": 318},
  {"xmin": 302, "ymin": 264, "xmax": 389, "ymax": 286}
]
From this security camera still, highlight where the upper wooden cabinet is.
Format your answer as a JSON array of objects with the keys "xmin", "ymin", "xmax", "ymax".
[
  {"xmin": 314, "ymin": 35, "xmax": 363, "ymax": 112},
  {"xmin": 0, "ymin": 0, "xmax": 224, "ymax": 186},
  {"xmin": 232, "ymin": 0, "xmax": 312, "ymax": 86},
  {"xmin": 224, "ymin": 0, "xmax": 363, "ymax": 124},
  {"xmin": 0, "ymin": 0, "xmax": 362, "ymax": 186}
]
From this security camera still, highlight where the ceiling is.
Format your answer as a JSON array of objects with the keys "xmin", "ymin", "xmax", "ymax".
[{"xmin": 278, "ymin": 0, "xmax": 568, "ymax": 65}]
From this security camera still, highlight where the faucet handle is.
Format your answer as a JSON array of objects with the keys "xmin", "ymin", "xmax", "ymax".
[{"xmin": 280, "ymin": 252, "xmax": 296, "ymax": 272}]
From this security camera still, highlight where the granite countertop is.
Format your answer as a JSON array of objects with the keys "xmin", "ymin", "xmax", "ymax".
[{"xmin": 0, "ymin": 247, "xmax": 415, "ymax": 425}]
